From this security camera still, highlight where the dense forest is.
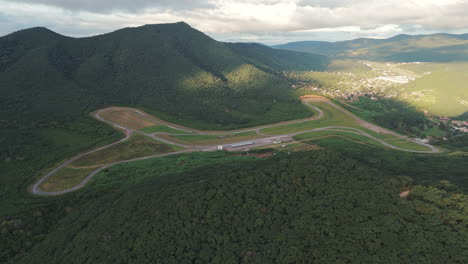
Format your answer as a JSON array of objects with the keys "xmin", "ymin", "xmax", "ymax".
[
  {"xmin": 436, "ymin": 134, "xmax": 468, "ymax": 151},
  {"xmin": 343, "ymin": 98, "xmax": 430, "ymax": 137},
  {"xmin": 3, "ymin": 148, "xmax": 467, "ymax": 263},
  {"xmin": 227, "ymin": 43, "xmax": 329, "ymax": 72}
]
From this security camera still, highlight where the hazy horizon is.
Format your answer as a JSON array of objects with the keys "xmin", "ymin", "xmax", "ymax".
[
  {"xmin": 1, "ymin": 0, "xmax": 468, "ymax": 44},
  {"xmin": 2, "ymin": 21, "xmax": 468, "ymax": 46}
]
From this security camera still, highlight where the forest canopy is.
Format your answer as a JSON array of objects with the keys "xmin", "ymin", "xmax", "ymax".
[{"xmin": 6, "ymin": 150, "xmax": 467, "ymax": 264}]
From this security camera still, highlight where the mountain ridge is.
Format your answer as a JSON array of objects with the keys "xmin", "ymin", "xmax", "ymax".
[
  {"xmin": 0, "ymin": 21, "xmax": 327, "ymax": 130},
  {"xmin": 274, "ymin": 32, "xmax": 468, "ymax": 46},
  {"xmin": 274, "ymin": 32, "xmax": 468, "ymax": 62}
]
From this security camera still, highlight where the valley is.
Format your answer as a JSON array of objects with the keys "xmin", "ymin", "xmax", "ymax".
[
  {"xmin": 289, "ymin": 60, "xmax": 468, "ymax": 148},
  {"xmin": 290, "ymin": 60, "xmax": 468, "ymax": 116}
]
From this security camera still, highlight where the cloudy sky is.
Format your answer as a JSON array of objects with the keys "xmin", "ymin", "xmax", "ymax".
[{"xmin": 1, "ymin": 0, "xmax": 468, "ymax": 44}]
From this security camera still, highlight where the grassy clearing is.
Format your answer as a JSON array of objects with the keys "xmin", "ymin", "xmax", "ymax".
[
  {"xmin": 274, "ymin": 142, "xmax": 321, "ymax": 152},
  {"xmin": 140, "ymin": 125, "xmax": 189, "ymax": 134},
  {"xmin": 385, "ymin": 140, "xmax": 432, "ymax": 151},
  {"xmin": 38, "ymin": 135, "xmax": 184, "ymax": 192},
  {"xmin": 89, "ymin": 151, "xmax": 260, "ymax": 188},
  {"xmin": 260, "ymin": 102, "xmax": 361, "ymax": 135},
  {"xmin": 163, "ymin": 131, "xmax": 263, "ymax": 145},
  {"xmin": 425, "ymin": 126, "xmax": 447, "ymax": 137},
  {"xmin": 251, "ymin": 142, "xmax": 320, "ymax": 153},
  {"xmin": 294, "ymin": 130, "xmax": 388, "ymax": 148},
  {"xmin": 40, "ymin": 167, "xmax": 96, "ymax": 192},
  {"xmin": 366, "ymin": 131, "xmax": 400, "ymax": 140},
  {"xmin": 261, "ymin": 102, "xmax": 398, "ymax": 142},
  {"xmin": 72, "ymin": 134, "xmax": 183, "ymax": 167},
  {"xmin": 383, "ymin": 138, "xmax": 408, "ymax": 142},
  {"xmin": 295, "ymin": 130, "xmax": 431, "ymax": 151},
  {"xmin": 327, "ymin": 127, "xmax": 360, "ymax": 133},
  {"xmin": 99, "ymin": 109, "xmax": 157, "ymax": 130}
]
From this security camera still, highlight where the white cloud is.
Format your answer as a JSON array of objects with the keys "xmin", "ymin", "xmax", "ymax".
[
  {"xmin": 1, "ymin": 0, "xmax": 468, "ymax": 43},
  {"xmin": 5, "ymin": 0, "xmax": 214, "ymax": 12}
]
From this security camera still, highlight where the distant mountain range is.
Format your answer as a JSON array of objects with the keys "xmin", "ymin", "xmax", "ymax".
[{"xmin": 274, "ymin": 33, "xmax": 468, "ymax": 62}]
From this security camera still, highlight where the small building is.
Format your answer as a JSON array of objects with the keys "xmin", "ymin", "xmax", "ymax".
[
  {"xmin": 217, "ymin": 145, "xmax": 224, "ymax": 151},
  {"xmin": 415, "ymin": 138, "xmax": 429, "ymax": 144},
  {"xmin": 230, "ymin": 141, "xmax": 254, "ymax": 148}
]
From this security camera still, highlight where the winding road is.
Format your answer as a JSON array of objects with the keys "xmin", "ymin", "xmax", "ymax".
[{"xmin": 30, "ymin": 98, "xmax": 440, "ymax": 196}]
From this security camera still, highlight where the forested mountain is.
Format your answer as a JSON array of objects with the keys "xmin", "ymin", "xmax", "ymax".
[
  {"xmin": 0, "ymin": 22, "xmax": 326, "ymax": 131},
  {"xmin": 0, "ymin": 22, "xmax": 327, "ymax": 221},
  {"xmin": 274, "ymin": 33, "xmax": 468, "ymax": 62},
  {"xmin": 227, "ymin": 42, "xmax": 328, "ymax": 71},
  {"xmin": 7, "ymin": 149, "xmax": 468, "ymax": 263}
]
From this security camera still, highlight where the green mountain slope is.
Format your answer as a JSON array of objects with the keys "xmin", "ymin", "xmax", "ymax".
[
  {"xmin": 9, "ymin": 150, "xmax": 468, "ymax": 264},
  {"xmin": 274, "ymin": 33, "xmax": 468, "ymax": 62},
  {"xmin": 1, "ymin": 22, "xmax": 314, "ymax": 130},
  {"xmin": 0, "ymin": 22, "xmax": 327, "ymax": 215},
  {"xmin": 227, "ymin": 42, "xmax": 329, "ymax": 71}
]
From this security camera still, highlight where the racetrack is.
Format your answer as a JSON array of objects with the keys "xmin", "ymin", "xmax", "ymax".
[{"xmin": 30, "ymin": 98, "xmax": 440, "ymax": 196}]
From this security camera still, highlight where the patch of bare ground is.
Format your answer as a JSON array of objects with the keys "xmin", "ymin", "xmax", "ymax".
[
  {"xmin": 300, "ymin": 95, "xmax": 329, "ymax": 101},
  {"xmin": 400, "ymin": 190, "xmax": 410, "ymax": 198},
  {"xmin": 99, "ymin": 109, "xmax": 156, "ymax": 130},
  {"xmin": 356, "ymin": 120, "xmax": 390, "ymax": 134}
]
